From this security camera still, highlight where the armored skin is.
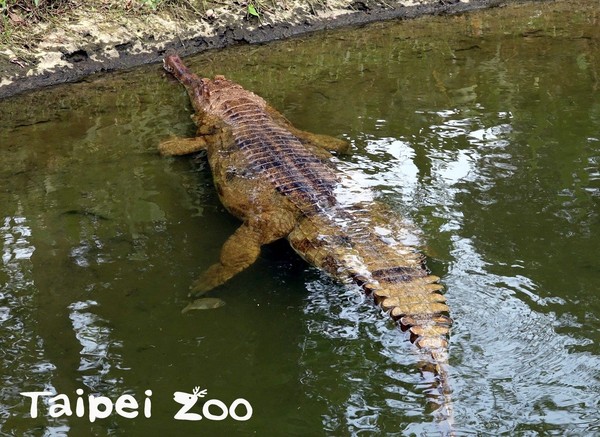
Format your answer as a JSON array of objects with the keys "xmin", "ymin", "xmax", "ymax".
[{"xmin": 161, "ymin": 53, "xmax": 453, "ymax": 427}]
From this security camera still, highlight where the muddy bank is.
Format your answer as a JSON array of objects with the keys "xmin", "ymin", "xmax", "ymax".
[{"xmin": 0, "ymin": 0, "xmax": 534, "ymax": 99}]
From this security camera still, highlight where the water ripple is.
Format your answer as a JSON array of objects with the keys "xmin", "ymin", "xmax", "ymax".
[{"xmin": 447, "ymin": 236, "xmax": 600, "ymax": 434}]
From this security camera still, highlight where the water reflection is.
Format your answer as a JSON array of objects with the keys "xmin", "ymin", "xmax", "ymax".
[
  {"xmin": 447, "ymin": 236, "xmax": 600, "ymax": 434},
  {"xmin": 0, "ymin": 213, "xmax": 71, "ymax": 433},
  {"xmin": 297, "ymin": 74, "xmax": 600, "ymax": 432},
  {"xmin": 68, "ymin": 300, "xmax": 124, "ymax": 387}
]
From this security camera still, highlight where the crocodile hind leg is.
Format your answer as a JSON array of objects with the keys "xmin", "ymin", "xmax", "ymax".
[
  {"xmin": 190, "ymin": 209, "xmax": 297, "ymax": 297},
  {"xmin": 293, "ymin": 130, "xmax": 350, "ymax": 155},
  {"xmin": 265, "ymin": 105, "xmax": 350, "ymax": 156},
  {"xmin": 158, "ymin": 137, "xmax": 208, "ymax": 156}
]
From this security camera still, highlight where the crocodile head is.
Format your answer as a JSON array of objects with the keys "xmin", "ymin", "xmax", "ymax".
[
  {"xmin": 163, "ymin": 53, "xmax": 211, "ymax": 113},
  {"xmin": 163, "ymin": 53, "xmax": 192, "ymax": 82},
  {"xmin": 163, "ymin": 52, "xmax": 266, "ymax": 121}
]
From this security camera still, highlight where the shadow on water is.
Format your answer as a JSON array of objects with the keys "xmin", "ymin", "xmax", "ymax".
[{"xmin": 1, "ymin": 0, "xmax": 599, "ymax": 435}]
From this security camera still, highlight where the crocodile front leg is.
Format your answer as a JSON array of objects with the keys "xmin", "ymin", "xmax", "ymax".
[
  {"xmin": 159, "ymin": 115, "xmax": 229, "ymax": 156},
  {"xmin": 190, "ymin": 209, "xmax": 298, "ymax": 297}
]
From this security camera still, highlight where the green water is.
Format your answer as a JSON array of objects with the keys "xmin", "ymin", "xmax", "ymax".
[{"xmin": 1, "ymin": 1, "xmax": 599, "ymax": 435}]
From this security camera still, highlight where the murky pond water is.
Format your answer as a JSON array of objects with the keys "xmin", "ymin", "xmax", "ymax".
[{"xmin": 1, "ymin": 1, "xmax": 599, "ymax": 435}]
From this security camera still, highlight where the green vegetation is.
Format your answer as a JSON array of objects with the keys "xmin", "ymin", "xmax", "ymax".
[
  {"xmin": 0, "ymin": 0, "xmax": 338, "ymax": 58},
  {"xmin": 0, "ymin": 0, "xmax": 329, "ymax": 49},
  {"xmin": 247, "ymin": 2, "xmax": 261, "ymax": 18}
]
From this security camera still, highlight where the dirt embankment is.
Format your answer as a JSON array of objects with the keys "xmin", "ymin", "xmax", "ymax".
[{"xmin": 0, "ymin": 0, "xmax": 519, "ymax": 99}]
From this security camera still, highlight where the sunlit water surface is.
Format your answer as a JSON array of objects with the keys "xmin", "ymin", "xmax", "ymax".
[{"xmin": 1, "ymin": 1, "xmax": 599, "ymax": 435}]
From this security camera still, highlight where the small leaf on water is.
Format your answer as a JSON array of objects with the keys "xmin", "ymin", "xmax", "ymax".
[
  {"xmin": 182, "ymin": 297, "xmax": 226, "ymax": 313},
  {"xmin": 247, "ymin": 3, "xmax": 260, "ymax": 17},
  {"xmin": 576, "ymin": 53, "xmax": 589, "ymax": 71}
]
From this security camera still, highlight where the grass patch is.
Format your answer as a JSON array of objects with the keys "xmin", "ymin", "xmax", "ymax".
[
  {"xmin": 0, "ymin": 0, "xmax": 213, "ymax": 47},
  {"xmin": 0, "ymin": 0, "xmax": 340, "ymax": 57}
]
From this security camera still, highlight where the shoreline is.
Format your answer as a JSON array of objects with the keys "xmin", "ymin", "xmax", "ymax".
[{"xmin": 0, "ymin": 0, "xmax": 530, "ymax": 99}]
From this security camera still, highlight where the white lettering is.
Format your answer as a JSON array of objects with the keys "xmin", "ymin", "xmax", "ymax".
[
  {"xmin": 75, "ymin": 389, "xmax": 85, "ymax": 417},
  {"xmin": 115, "ymin": 395, "xmax": 138, "ymax": 419},
  {"xmin": 229, "ymin": 398, "xmax": 253, "ymax": 421},
  {"xmin": 48, "ymin": 394, "xmax": 72, "ymax": 418},
  {"xmin": 20, "ymin": 391, "xmax": 52, "ymax": 418},
  {"xmin": 202, "ymin": 399, "xmax": 228, "ymax": 421},
  {"xmin": 88, "ymin": 396, "xmax": 113, "ymax": 423},
  {"xmin": 144, "ymin": 390, "xmax": 152, "ymax": 418},
  {"xmin": 173, "ymin": 391, "xmax": 202, "ymax": 421},
  {"xmin": 21, "ymin": 387, "xmax": 249, "ymax": 423}
]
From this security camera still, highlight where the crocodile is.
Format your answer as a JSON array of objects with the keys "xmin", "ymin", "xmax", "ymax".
[{"xmin": 160, "ymin": 53, "xmax": 454, "ymax": 428}]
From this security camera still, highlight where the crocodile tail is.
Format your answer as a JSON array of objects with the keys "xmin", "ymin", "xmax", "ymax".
[
  {"xmin": 357, "ymin": 261, "xmax": 455, "ymax": 431},
  {"xmin": 290, "ymin": 214, "xmax": 454, "ymax": 423},
  {"xmin": 430, "ymin": 348, "xmax": 455, "ymax": 434}
]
